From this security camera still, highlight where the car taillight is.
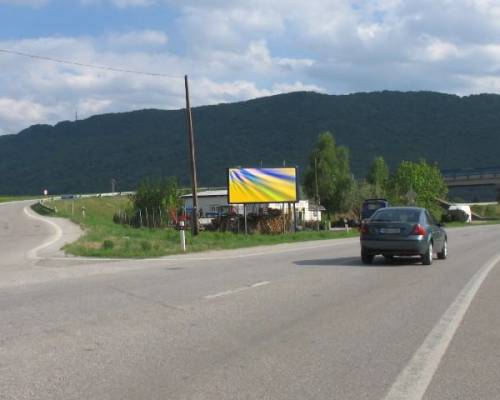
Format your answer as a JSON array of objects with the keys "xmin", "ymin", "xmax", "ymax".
[
  {"xmin": 360, "ymin": 224, "xmax": 369, "ymax": 234},
  {"xmin": 412, "ymin": 224, "xmax": 427, "ymax": 235}
]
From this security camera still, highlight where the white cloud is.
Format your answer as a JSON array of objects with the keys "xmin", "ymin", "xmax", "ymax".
[
  {"xmin": 3, "ymin": 1, "xmax": 500, "ymax": 134},
  {"xmin": 106, "ymin": 30, "xmax": 168, "ymax": 47},
  {"xmin": 0, "ymin": 97, "xmax": 63, "ymax": 133},
  {"xmin": 78, "ymin": 98, "xmax": 113, "ymax": 115},
  {"xmin": 417, "ymin": 37, "xmax": 461, "ymax": 62}
]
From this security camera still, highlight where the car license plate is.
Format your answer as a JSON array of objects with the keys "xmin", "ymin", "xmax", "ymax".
[{"xmin": 380, "ymin": 228, "xmax": 400, "ymax": 234}]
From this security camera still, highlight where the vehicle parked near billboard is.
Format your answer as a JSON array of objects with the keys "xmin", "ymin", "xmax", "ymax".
[
  {"xmin": 361, "ymin": 198, "xmax": 389, "ymax": 220},
  {"xmin": 360, "ymin": 207, "xmax": 447, "ymax": 265}
]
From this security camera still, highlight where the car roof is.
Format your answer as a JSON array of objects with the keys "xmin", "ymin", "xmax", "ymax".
[{"xmin": 375, "ymin": 207, "xmax": 424, "ymax": 212}]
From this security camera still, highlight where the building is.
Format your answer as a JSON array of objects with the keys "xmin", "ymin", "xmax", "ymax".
[
  {"xmin": 181, "ymin": 190, "xmax": 322, "ymax": 221},
  {"xmin": 181, "ymin": 190, "xmax": 242, "ymax": 217}
]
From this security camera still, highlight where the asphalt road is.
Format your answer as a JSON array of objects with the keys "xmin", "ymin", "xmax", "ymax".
[{"xmin": 1, "ymin": 201, "xmax": 500, "ymax": 400}]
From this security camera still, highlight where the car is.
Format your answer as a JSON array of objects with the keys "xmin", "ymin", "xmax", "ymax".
[
  {"xmin": 361, "ymin": 198, "xmax": 390, "ymax": 221},
  {"xmin": 359, "ymin": 207, "xmax": 447, "ymax": 265}
]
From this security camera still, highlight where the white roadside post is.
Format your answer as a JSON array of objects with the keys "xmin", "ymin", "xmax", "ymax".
[{"xmin": 179, "ymin": 220, "xmax": 186, "ymax": 252}]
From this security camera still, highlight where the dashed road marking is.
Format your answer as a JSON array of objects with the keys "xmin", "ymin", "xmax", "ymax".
[{"xmin": 205, "ymin": 281, "xmax": 271, "ymax": 300}]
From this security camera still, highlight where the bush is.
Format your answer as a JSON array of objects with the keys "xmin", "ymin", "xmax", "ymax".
[
  {"xmin": 444, "ymin": 209, "xmax": 469, "ymax": 223},
  {"xmin": 119, "ymin": 177, "xmax": 182, "ymax": 229},
  {"xmin": 102, "ymin": 240, "xmax": 114, "ymax": 250},
  {"xmin": 140, "ymin": 241, "xmax": 152, "ymax": 251}
]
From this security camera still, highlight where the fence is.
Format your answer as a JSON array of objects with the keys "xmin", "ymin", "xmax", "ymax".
[{"xmin": 113, "ymin": 207, "xmax": 182, "ymax": 229}]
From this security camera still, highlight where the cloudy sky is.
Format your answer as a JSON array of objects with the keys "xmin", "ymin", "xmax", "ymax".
[{"xmin": 1, "ymin": 0, "xmax": 500, "ymax": 134}]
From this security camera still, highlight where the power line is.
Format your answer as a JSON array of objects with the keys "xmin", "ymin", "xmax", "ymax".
[{"xmin": 0, "ymin": 48, "xmax": 184, "ymax": 79}]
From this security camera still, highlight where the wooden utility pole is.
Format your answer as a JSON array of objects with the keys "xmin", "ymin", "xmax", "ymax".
[{"xmin": 184, "ymin": 75, "xmax": 199, "ymax": 235}]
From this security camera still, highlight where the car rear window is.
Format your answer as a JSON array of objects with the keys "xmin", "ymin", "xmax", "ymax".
[
  {"xmin": 371, "ymin": 209, "xmax": 420, "ymax": 223},
  {"xmin": 362, "ymin": 200, "xmax": 387, "ymax": 211}
]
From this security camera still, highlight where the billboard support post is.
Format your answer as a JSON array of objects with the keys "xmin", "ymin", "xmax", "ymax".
[
  {"xmin": 287, "ymin": 202, "xmax": 292, "ymax": 233},
  {"xmin": 244, "ymin": 204, "xmax": 248, "ymax": 235},
  {"xmin": 282, "ymin": 203, "xmax": 286, "ymax": 234},
  {"xmin": 293, "ymin": 202, "xmax": 297, "ymax": 232}
]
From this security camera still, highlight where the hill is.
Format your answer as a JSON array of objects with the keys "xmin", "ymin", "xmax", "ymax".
[{"xmin": 1, "ymin": 91, "xmax": 500, "ymax": 195}]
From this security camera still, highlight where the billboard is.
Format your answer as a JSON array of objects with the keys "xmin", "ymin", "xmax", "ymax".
[{"xmin": 228, "ymin": 167, "xmax": 298, "ymax": 204}]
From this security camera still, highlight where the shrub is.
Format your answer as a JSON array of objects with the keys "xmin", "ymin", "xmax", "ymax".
[
  {"xmin": 124, "ymin": 177, "xmax": 182, "ymax": 228},
  {"xmin": 444, "ymin": 209, "xmax": 468, "ymax": 222},
  {"xmin": 102, "ymin": 240, "xmax": 114, "ymax": 250}
]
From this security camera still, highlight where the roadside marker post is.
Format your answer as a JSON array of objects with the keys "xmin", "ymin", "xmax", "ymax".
[{"xmin": 179, "ymin": 221, "xmax": 186, "ymax": 252}]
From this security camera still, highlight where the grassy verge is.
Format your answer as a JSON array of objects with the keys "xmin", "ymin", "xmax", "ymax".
[
  {"xmin": 40, "ymin": 196, "xmax": 359, "ymax": 258},
  {"xmin": 444, "ymin": 219, "xmax": 500, "ymax": 228},
  {"xmin": 471, "ymin": 203, "xmax": 500, "ymax": 219},
  {"xmin": 0, "ymin": 195, "xmax": 40, "ymax": 203}
]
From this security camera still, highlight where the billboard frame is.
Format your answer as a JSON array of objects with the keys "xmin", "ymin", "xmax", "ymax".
[{"xmin": 226, "ymin": 166, "xmax": 300, "ymax": 205}]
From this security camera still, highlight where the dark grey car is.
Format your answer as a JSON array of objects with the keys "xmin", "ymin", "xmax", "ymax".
[{"xmin": 360, "ymin": 207, "xmax": 447, "ymax": 265}]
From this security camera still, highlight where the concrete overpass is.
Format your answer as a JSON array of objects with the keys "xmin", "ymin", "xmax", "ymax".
[{"xmin": 442, "ymin": 167, "xmax": 500, "ymax": 201}]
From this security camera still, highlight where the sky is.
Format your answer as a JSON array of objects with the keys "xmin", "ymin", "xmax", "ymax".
[{"xmin": 1, "ymin": 0, "xmax": 500, "ymax": 134}]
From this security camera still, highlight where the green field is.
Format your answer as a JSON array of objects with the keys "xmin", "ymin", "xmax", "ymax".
[
  {"xmin": 40, "ymin": 196, "xmax": 359, "ymax": 258},
  {"xmin": 0, "ymin": 195, "xmax": 40, "ymax": 203}
]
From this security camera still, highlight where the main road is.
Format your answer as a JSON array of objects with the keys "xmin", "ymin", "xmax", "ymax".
[{"xmin": 1, "ymin": 201, "xmax": 499, "ymax": 400}]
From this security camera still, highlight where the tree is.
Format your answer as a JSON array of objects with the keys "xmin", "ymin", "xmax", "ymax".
[
  {"xmin": 341, "ymin": 179, "xmax": 378, "ymax": 220},
  {"xmin": 131, "ymin": 177, "xmax": 182, "ymax": 226},
  {"xmin": 303, "ymin": 132, "xmax": 352, "ymax": 215},
  {"xmin": 389, "ymin": 160, "xmax": 448, "ymax": 219},
  {"xmin": 367, "ymin": 156, "xmax": 389, "ymax": 194}
]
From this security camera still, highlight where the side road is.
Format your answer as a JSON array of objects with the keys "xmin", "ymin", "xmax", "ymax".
[
  {"xmin": 0, "ymin": 201, "xmax": 82, "ymax": 287},
  {"xmin": 0, "ymin": 200, "xmax": 360, "ymax": 288}
]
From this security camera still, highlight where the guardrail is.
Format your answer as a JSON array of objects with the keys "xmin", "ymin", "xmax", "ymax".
[
  {"xmin": 442, "ymin": 167, "xmax": 500, "ymax": 180},
  {"xmin": 31, "ymin": 201, "xmax": 57, "ymax": 215}
]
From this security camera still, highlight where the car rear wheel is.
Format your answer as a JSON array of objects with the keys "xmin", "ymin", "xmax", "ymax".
[
  {"xmin": 361, "ymin": 249, "xmax": 374, "ymax": 264},
  {"xmin": 437, "ymin": 240, "xmax": 448, "ymax": 260},
  {"xmin": 422, "ymin": 242, "xmax": 433, "ymax": 265}
]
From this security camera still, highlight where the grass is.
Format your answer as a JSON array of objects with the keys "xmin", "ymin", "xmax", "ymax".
[
  {"xmin": 471, "ymin": 203, "xmax": 500, "ymax": 219},
  {"xmin": 0, "ymin": 195, "xmax": 40, "ymax": 203},
  {"xmin": 444, "ymin": 219, "xmax": 500, "ymax": 229},
  {"xmin": 39, "ymin": 196, "xmax": 359, "ymax": 258}
]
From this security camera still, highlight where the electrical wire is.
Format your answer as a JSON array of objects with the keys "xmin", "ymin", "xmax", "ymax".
[{"xmin": 0, "ymin": 48, "xmax": 185, "ymax": 79}]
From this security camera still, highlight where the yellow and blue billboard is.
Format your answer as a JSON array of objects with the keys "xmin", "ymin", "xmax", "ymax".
[{"xmin": 228, "ymin": 167, "xmax": 298, "ymax": 204}]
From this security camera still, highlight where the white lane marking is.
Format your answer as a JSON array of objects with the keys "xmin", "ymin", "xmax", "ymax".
[
  {"xmin": 251, "ymin": 281, "xmax": 271, "ymax": 288},
  {"xmin": 46, "ymin": 238, "xmax": 360, "ymax": 263},
  {"xmin": 383, "ymin": 253, "xmax": 500, "ymax": 400},
  {"xmin": 205, "ymin": 281, "xmax": 271, "ymax": 300},
  {"xmin": 23, "ymin": 205, "xmax": 63, "ymax": 260}
]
